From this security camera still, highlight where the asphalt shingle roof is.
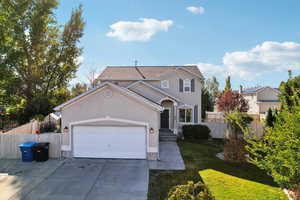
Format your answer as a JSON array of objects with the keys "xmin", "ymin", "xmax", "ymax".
[
  {"xmin": 242, "ymin": 86, "xmax": 280, "ymax": 94},
  {"xmin": 98, "ymin": 66, "xmax": 202, "ymax": 80}
]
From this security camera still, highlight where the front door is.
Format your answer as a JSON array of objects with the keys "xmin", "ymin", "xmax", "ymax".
[{"xmin": 160, "ymin": 109, "xmax": 169, "ymax": 129}]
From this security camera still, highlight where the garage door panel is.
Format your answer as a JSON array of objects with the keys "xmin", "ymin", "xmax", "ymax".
[{"xmin": 73, "ymin": 126, "xmax": 146, "ymax": 159}]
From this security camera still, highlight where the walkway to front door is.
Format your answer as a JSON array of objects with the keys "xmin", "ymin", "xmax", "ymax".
[{"xmin": 160, "ymin": 109, "xmax": 169, "ymax": 129}]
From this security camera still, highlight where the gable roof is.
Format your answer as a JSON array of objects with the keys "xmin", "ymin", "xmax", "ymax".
[
  {"xmin": 54, "ymin": 82, "xmax": 163, "ymax": 112},
  {"xmin": 98, "ymin": 65, "xmax": 203, "ymax": 80},
  {"xmin": 242, "ymin": 86, "xmax": 281, "ymax": 94},
  {"xmin": 127, "ymin": 81, "xmax": 182, "ymax": 103}
]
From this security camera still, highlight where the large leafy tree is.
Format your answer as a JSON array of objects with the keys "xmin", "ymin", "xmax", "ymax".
[
  {"xmin": 246, "ymin": 76, "xmax": 300, "ymax": 192},
  {"xmin": 71, "ymin": 83, "xmax": 88, "ymax": 97},
  {"xmin": 224, "ymin": 76, "xmax": 231, "ymax": 91},
  {"xmin": 216, "ymin": 90, "xmax": 249, "ymax": 113},
  {"xmin": 201, "ymin": 76, "xmax": 219, "ymax": 120},
  {"xmin": 205, "ymin": 76, "xmax": 219, "ymax": 98},
  {"xmin": 0, "ymin": 0, "xmax": 85, "ymax": 123},
  {"xmin": 246, "ymin": 107, "xmax": 300, "ymax": 190},
  {"xmin": 278, "ymin": 75, "xmax": 300, "ymax": 111},
  {"xmin": 201, "ymin": 88, "xmax": 214, "ymax": 120}
]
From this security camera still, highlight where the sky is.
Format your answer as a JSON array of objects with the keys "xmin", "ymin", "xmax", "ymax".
[{"xmin": 55, "ymin": 0, "xmax": 300, "ymax": 89}]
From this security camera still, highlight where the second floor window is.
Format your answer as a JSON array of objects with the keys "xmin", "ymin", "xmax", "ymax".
[
  {"xmin": 161, "ymin": 80, "xmax": 169, "ymax": 88},
  {"xmin": 184, "ymin": 79, "xmax": 191, "ymax": 92}
]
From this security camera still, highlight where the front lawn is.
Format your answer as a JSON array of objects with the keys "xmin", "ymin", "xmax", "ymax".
[{"xmin": 148, "ymin": 140, "xmax": 287, "ymax": 200}]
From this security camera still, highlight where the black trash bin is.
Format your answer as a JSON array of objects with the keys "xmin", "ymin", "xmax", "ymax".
[{"xmin": 33, "ymin": 142, "xmax": 50, "ymax": 162}]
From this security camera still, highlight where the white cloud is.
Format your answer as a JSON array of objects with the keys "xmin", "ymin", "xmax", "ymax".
[
  {"xmin": 223, "ymin": 41, "xmax": 300, "ymax": 78},
  {"xmin": 192, "ymin": 41, "xmax": 300, "ymax": 80},
  {"xmin": 106, "ymin": 18, "xmax": 173, "ymax": 42},
  {"xmin": 186, "ymin": 6, "xmax": 205, "ymax": 15}
]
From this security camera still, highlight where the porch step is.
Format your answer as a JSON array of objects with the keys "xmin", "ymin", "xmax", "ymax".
[
  {"xmin": 160, "ymin": 135, "xmax": 177, "ymax": 142},
  {"xmin": 159, "ymin": 128, "xmax": 173, "ymax": 133},
  {"xmin": 159, "ymin": 133, "xmax": 177, "ymax": 142}
]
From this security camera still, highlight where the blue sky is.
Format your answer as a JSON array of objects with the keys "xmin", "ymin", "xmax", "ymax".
[{"xmin": 55, "ymin": 0, "xmax": 300, "ymax": 89}]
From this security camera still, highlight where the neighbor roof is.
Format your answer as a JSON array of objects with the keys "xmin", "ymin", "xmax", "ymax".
[
  {"xmin": 98, "ymin": 65, "xmax": 203, "ymax": 80},
  {"xmin": 242, "ymin": 86, "xmax": 280, "ymax": 94}
]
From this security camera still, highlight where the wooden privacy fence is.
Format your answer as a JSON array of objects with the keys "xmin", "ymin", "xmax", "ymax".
[
  {"xmin": 3, "ymin": 120, "xmax": 39, "ymax": 134},
  {"xmin": 0, "ymin": 133, "xmax": 69, "ymax": 159}
]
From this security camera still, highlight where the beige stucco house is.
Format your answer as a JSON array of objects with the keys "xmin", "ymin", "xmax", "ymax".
[
  {"xmin": 240, "ymin": 86, "xmax": 281, "ymax": 119},
  {"xmin": 54, "ymin": 66, "xmax": 203, "ymax": 160}
]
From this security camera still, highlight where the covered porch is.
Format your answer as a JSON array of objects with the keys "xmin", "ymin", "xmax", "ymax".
[{"xmin": 159, "ymin": 98, "xmax": 178, "ymax": 140}]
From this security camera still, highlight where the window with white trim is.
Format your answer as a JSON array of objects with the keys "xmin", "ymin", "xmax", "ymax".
[
  {"xmin": 161, "ymin": 80, "xmax": 169, "ymax": 88},
  {"xmin": 183, "ymin": 79, "xmax": 191, "ymax": 92},
  {"xmin": 179, "ymin": 108, "xmax": 192, "ymax": 123}
]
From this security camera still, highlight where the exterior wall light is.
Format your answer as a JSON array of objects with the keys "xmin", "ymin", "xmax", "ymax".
[
  {"xmin": 149, "ymin": 127, "xmax": 154, "ymax": 134},
  {"xmin": 63, "ymin": 126, "xmax": 69, "ymax": 133}
]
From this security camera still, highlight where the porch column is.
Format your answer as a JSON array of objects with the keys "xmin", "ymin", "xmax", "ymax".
[{"xmin": 173, "ymin": 103, "xmax": 178, "ymax": 135}]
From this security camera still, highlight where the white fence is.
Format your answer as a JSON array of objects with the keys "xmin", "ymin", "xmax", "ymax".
[
  {"xmin": 201, "ymin": 122, "xmax": 265, "ymax": 139},
  {"xmin": 0, "ymin": 133, "xmax": 69, "ymax": 159},
  {"xmin": 201, "ymin": 122, "xmax": 227, "ymax": 138}
]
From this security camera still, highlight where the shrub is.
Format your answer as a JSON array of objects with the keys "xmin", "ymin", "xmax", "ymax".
[
  {"xmin": 182, "ymin": 125, "xmax": 211, "ymax": 140},
  {"xmin": 167, "ymin": 181, "xmax": 214, "ymax": 200},
  {"xmin": 265, "ymin": 108, "xmax": 277, "ymax": 127},
  {"xmin": 246, "ymin": 107, "xmax": 300, "ymax": 189}
]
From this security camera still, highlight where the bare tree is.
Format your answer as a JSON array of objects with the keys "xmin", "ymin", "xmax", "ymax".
[{"xmin": 85, "ymin": 67, "xmax": 99, "ymax": 89}]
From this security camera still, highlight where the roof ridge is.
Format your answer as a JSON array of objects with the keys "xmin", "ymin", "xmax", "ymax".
[{"xmin": 105, "ymin": 65, "xmax": 196, "ymax": 68}]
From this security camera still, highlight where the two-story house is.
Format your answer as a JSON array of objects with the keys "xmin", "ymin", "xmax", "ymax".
[
  {"xmin": 54, "ymin": 66, "xmax": 203, "ymax": 160},
  {"xmin": 240, "ymin": 86, "xmax": 281, "ymax": 119}
]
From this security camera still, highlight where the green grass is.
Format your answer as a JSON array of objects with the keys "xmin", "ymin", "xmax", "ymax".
[{"xmin": 148, "ymin": 140, "xmax": 287, "ymax": 200}]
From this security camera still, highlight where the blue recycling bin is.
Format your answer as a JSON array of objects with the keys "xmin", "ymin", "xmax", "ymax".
[{"xmin": 19, "ymin": 142, "xmax": 37, "ymax": 162}]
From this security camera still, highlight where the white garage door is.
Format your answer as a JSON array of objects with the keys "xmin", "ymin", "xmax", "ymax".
[{"xmin": 73, "ymin": 126, "xmax": 146, "ymax": 159}]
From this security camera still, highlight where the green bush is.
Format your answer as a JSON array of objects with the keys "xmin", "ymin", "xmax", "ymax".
[
  {"xmin": 265, "ymin": 108, "xmax": 277, "ymax": 127},
  {"xmin": 167, "ymin": 181, "xmax": 214, "ymax": 200},
  {"xmin": 246, "ymin": 107, "xmax": 300, "ymax": 189},
  {"xmin": 182, "ymin": 125, "xmax": 211, "ymax": 140}
]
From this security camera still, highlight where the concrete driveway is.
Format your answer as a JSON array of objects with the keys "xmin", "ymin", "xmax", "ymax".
[
  {"xmin": 0, "ymin": 142, "xmax": 184, "ymax": 200},
  {"xmin": 0, "ymin": 159, "xmax": 148, "ymax": 200}
]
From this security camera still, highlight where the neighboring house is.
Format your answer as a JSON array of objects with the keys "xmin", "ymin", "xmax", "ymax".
[
  {"xmin": 240, "ymin": 86, "xmax": 281, "ymax": 119},
  {"xmin": 43, "ymin": 112, "xmax": 61, "ymax": 124},
  {"xmin": 54, "ymin": 66, "xmax": 203, "ymax": 160}
]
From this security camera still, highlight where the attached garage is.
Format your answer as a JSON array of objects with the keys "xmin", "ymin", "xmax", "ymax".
[
  {"xmin": 73, "ymin": 125, "xmax": 146, "ymax": 159},
  {"xmin": 55, "ymin": 82, "xmax": 162, "ymax": 160}
]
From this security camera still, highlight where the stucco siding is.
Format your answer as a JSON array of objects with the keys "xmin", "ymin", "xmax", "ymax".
[
  {"xmin": 61, "ymin": 85, "xmax": 159, "ymax": 150},
  {"xmin": 243, "ymin": 94, "xmax": 259, "ymax": 114}
]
